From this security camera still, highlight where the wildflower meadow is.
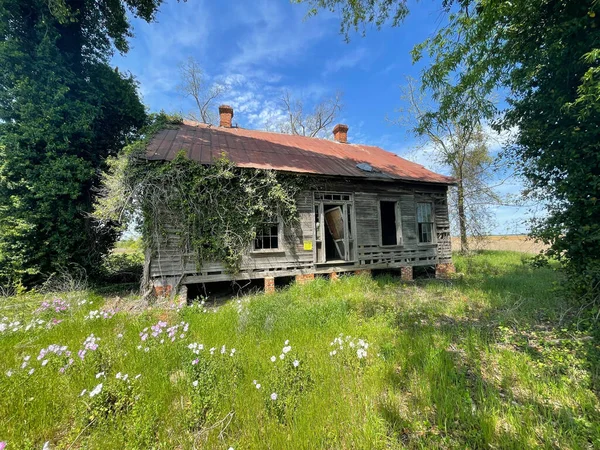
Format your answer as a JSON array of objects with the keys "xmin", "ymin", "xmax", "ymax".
[{"xmin": 1, "ymin": 252, "xmax": 600, "ymax": 449}]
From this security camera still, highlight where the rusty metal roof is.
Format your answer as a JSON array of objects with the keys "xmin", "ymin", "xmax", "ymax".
[{"xmin": 145, "ymin": 120, "xmax": 455, "ymax": 185}]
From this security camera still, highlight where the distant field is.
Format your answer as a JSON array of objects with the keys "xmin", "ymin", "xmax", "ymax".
[{"xmin": 452, "ymin": 234, "xmax": 547, "ymax": 254}]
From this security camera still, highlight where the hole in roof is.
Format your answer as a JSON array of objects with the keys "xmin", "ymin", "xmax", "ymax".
[{"xmin": 356, "ymin": 162, "xmax": 375, "ymax": 172}]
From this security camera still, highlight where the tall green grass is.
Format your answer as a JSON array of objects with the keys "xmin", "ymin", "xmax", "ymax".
[{"xmin": 1, "ymin": 251, "xmax": 598, "ymax": 449}]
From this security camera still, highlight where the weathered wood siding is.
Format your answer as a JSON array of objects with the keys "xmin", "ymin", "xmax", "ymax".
[{"xmin": 148, "ymin": 177, "xmax": 452, "ymax": 283}]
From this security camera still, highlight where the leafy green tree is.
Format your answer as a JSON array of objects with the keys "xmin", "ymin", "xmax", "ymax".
[
  {"xmin": 399, "ymin": 78, "xmax": 504, "ymax": 253},
  {"xmin": 296, "ymin": 0, "xmax": 600, "ymax": 302},
  {"xmin": 0, "ymin": 0, "xmax": 167, "ymax": 287}
]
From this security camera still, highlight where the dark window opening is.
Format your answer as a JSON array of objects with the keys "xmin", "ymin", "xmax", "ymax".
[
  {"xmin": 417, "ymin": 202, "xmax": 434, "ymax": 243},
  {"xmin": 380, "ymin": 201, "xmax": 398, "ymax": 246},
  {"xmin": 254, "ymin": 219, "xmax": 279, "ymax": 250}
]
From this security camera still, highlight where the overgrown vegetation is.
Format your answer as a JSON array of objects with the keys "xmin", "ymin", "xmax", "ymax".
[
  {"xmin": 297, "ymin": 0, "xmax": 600, "ymax": 316},
  {"xmin": 1, "ymin": 251, "xmax": 599, "ymax": 448},
  {"xmin": 93, "ymin": 114, "xmax": 305, "ymax": 274},
  {"xmin": 0, "ymin": 0, "xmax": 167, "ymax": 289}
]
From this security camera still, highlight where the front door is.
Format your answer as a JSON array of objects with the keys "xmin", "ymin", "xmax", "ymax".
[{"xmin": 313, "ymin": 192, "xmax": 355, "ymax": 263}]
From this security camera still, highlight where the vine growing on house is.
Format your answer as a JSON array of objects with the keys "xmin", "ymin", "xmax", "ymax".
[{"xmin": 93, "ymin": 113, "xmax": 304, "ymax": 277}]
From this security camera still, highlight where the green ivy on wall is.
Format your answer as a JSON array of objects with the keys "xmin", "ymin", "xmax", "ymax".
[{"xmin": 93, "ymin": 114, "xmax": 304, "ymax": 274}]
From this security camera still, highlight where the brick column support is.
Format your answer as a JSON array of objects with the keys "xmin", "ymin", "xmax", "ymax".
[
  {"xmin": 435, "ymin": 263, "xmax": 456, "ymax": 279},
  {"xmin": 435, "ymin": 263, "xmax": 456, "ymax": 278},
  {"xmin": 153, "ymin": 277, "xmax": 177, "ymax": 299},
  {"xmin": 264, "ymin": 277, "xmax": 275, "ymax": 294},
  {"xmin": 329, "ymin": 271, "xmax": 339, "ymax": 281},
  {"xmin": 295, "ymin": 273, "xmax": 315, "ymax": 285},
  {"xmin": 400, "ymin": 266, "xmax": 413, "ymax": 281}
]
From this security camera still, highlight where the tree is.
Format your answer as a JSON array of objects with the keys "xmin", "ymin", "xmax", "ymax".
[
  {"xmin": 399, "ymin": 79, "xmax": 504, "ymax": 253},
  {"xmin": 296, "ymin": 0, "xmax": 600, "ymax": 304},
  {"xmin": 177, "ymin": 57, "xmax": 227, "ymax": 124},
  {"xmin": 0, "ymin": 0, "xmax": 168, "ymax": 287},
  {"xmin": 278, "ymin": 90, "xmax": 343, "ymax": 138}
]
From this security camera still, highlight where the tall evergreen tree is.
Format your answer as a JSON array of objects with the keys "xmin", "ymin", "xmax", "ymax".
[{"xmin": 0, "ymin": 0, "xmax": 165, "ymax": 286}]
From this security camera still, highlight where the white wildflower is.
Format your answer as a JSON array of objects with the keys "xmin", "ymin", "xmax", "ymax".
[{"xmin": 89, "ymin": 383, "xmax": 103, "ymax": 397}]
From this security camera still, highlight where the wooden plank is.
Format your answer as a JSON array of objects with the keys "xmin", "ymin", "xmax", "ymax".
[{"xmin": 149, "ymin": 179, "xmax": 452, "ymax": 281}]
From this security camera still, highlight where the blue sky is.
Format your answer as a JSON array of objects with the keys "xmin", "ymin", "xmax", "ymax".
[{"xmin": 112, "ymin": 0, "xmax": 530, "ymax": 234}]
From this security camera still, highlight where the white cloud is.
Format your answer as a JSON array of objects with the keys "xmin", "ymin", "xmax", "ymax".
[
  {"xmin": 224, "ymin": 0, "xmax": 331, "ymax": 72},
  {"xmin": 114, "ymin": 0, "xmax": 213, "ymax": 105},
  {"xmin": 217, "ymin": 73, "xmax": 287, "ymax": 130}
]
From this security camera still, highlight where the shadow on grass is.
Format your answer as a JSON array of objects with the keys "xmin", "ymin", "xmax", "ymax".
[
  {"xmin": 371, "ymin": 254, "xmax": 600, "ymax": 448},
  {"xmin": 379, "ymin": 321, "xmax": 599, "ymax": 448}
]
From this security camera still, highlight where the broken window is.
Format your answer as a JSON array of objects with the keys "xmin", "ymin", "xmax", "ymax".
[{"xmin": 417, "ymin": 202, "xmax": 434, "ymax": 243}]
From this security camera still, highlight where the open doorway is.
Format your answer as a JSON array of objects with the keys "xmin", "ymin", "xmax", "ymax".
[
  {"xmin": 324, "ymin": 205, "xmax": 344, "ymax": 261},
  {"xmin": 313, "ymin": 193, "xmax": 355, "ymax": 263}
]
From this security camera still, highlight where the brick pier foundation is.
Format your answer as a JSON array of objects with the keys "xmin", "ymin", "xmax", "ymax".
[
  {"xmin": 400, "ymin": 266, "xmax": 413, "ymax": 281},
  {"xmin": 295, "ymin": 273, "xmax": 315, "ymax": 285},
  {"xmin": 435, "ymin": 263, "xmax": 456, "ymax": 279},
  {"xmin": 264, "ymin": 277, "xmax": 275, "ymax": 294}
]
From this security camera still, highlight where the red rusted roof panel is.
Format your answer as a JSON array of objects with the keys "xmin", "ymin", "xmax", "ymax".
[{"xmin": 144, "ymin": 121, "xmax": 455, "ymax": 185}]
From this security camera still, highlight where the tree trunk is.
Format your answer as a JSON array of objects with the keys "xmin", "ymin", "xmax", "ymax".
[{"xmin": 457, "ymin": 180, "xmax": 468, "ymax": 253}]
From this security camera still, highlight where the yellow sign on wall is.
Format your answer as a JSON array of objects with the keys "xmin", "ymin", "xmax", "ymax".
[{"xmin": 303, "ymin": 241, "xmax": 313, "ymax": 251}]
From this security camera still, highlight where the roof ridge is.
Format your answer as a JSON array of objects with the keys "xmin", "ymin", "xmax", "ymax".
[
  {"xmin": 148, "ymin": 120, "xmax": 456, "ymax": 185},
  {"xmin": 182, "ymin": 119, "xmax": 354, "ymax": 145}
]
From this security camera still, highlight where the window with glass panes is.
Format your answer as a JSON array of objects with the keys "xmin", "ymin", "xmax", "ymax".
[
  {"xmin": 416, "ymin": 202, "xmax": 434, "ymax": 243},
  {"xmin": 254, "ymin": 217, "xmax": 279, "ymax": 250}
]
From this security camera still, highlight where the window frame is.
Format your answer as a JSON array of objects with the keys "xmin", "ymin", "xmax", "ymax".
[
  {"xmin": 252, "ymin": 215, "xmax": 284, "ymax": 253},
  {"xmin": 377, "ymin": 198, "xmax": 403, "ymax": 248},
  {"xmin": 312, "ymin": 192, "xmax": 356, "ymax": 263},
  {"xmin": 415, "ymin": 201, "xmax": 436, "ymax": 245}
]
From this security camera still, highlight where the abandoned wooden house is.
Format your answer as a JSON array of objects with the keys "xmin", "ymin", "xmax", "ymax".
[{"xmin": 145, "ymin": 105, "xmax": 456, "ymax": 297}]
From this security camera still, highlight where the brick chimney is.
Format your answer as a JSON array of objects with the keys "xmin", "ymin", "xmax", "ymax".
[
  {"xmin": 333, "ymin": 124, "xmax": 348, "ymax": 143},
  {"xmin": 219, "ymin": 105, "xmax": 234, "ymax": 128}
]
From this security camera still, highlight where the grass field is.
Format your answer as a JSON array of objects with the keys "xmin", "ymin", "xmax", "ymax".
[
  {"xmin": 1, "ymin": 251, "xmax": 599, "ymax": 449},
  {"xmin": 451, "ymin": 235, "xmax": 548, "ymax": 253}
]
